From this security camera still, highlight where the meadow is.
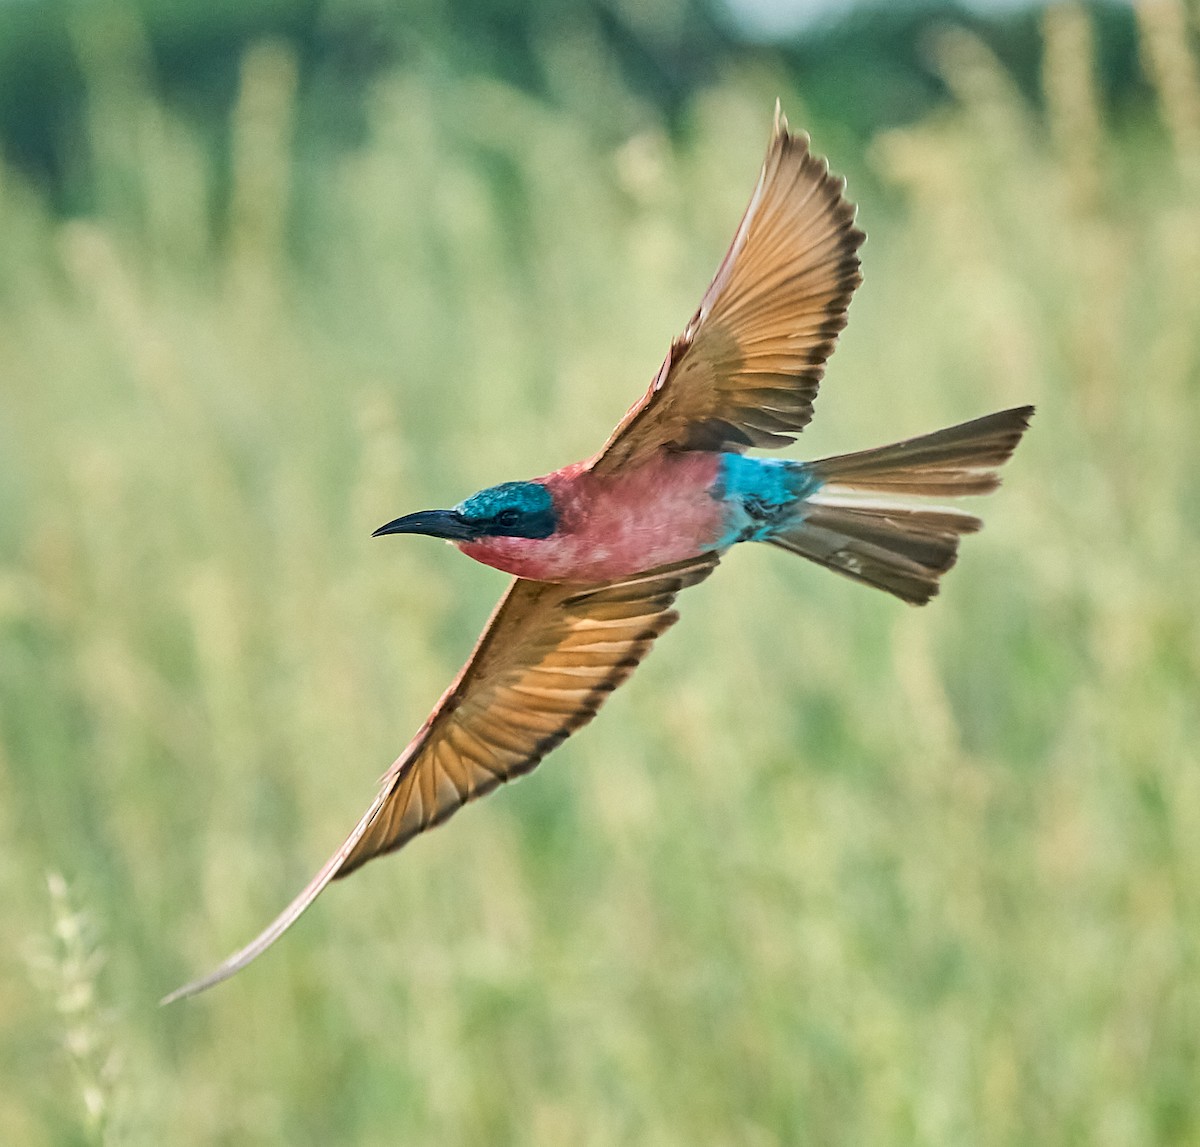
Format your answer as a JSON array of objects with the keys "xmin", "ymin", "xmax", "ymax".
[{"xmin": 2, "ymin": 4, "xmax": 1199, "ymax": 1143}]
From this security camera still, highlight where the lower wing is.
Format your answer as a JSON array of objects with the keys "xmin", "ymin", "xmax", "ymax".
[{"xmin": 162, "ymin": 553, "xmax": 718, "ymax": 1003}]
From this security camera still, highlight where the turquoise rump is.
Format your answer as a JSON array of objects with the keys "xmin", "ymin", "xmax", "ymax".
[
  {"xmin": 164, "ymin": 105, "xmax": 1033, "ymax": 1004},
  {"xmin": 711, "ymin": 454, "xmax": 824, "ymax": 548}
]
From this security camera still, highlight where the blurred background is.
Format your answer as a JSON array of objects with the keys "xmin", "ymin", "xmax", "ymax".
[{"xmin": 2, "ymin": 0, "xmax": 1199, "ymax": 1143}]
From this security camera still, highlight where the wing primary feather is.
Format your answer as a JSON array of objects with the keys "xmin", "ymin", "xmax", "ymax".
[{"xmin": 159, "ymin": 791, "xmax": 391, "ymax": 1004}]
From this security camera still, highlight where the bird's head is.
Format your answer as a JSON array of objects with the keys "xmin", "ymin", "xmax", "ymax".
[{"xmin": 372, "ymin": 481, "xmax": 558, "ymax": 545}]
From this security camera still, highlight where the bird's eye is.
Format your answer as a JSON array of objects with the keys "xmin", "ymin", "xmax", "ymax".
[{"xmin": 496, "ymin": 509, "xmax": 521, "ymax": 527}]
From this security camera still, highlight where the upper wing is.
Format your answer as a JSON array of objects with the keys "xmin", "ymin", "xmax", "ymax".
[
  {"xmin": 162, "ymin": 553, "xmax": 718, "ymax": 1003},
  {"xmin": 592, "ymin": 104, "xmax": 864, "ymax": 475}
]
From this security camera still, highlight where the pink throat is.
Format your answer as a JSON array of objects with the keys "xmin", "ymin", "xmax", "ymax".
[{"xmin": 456, "ymin": 453, "xmax": 726, "ymax": 583}]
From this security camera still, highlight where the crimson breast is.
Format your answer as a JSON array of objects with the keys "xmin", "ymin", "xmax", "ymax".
[{"xmin": 457, "ymin": 453, "xmax": 727, "ymax": 582}]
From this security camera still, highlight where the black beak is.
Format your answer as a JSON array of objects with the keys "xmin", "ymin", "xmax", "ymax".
[{"xmin": 372, "ymin": 509, "xmax": 477, "ymax": 541}]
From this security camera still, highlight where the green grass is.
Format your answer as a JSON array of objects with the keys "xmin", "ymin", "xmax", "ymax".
[{"xmin": 3, "ymin": 8, "xmax": 1200, "ymax": 1144}]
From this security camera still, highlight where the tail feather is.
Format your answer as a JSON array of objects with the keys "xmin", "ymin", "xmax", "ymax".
[
  {"xmin": 808, "ymin": 406, "xmax": 1033, "ymax": 496},
  {"xmin": 770, "ymin": 500, "xmax": 982, "ymax": 605},
  {"xmin": 771, "ymin": 406, "xmax": 1033, "ymax": 605}
]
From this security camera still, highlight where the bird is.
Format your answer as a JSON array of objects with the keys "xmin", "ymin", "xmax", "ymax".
[{"xmin": 163, "ymin": 104, "xmax": 1032, "ymax": 1003}]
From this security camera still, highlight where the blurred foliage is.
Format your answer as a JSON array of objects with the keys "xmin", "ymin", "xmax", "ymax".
[
  {"xmin": 0, "ymin": 0, "xmax": 1146, "ymax": 204},
  {"xmin": 2, "ymin": 1, "xmax": 1200, "ymax": 1144}
]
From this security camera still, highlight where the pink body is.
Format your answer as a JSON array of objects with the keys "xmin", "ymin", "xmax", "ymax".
[{"xmin": 457, "ymin": 452, "xmax": 726, "ymax": 582}]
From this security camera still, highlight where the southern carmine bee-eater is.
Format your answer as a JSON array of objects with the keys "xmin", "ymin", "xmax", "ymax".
[{"xmin": 164, "ymin": 105, "xmax": 1031, "ymax": 1003}]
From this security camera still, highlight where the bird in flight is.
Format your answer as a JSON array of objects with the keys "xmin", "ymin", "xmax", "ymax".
[{"xmin": 164, "ymin": 105, "xmax": 1031, "ymax": 1003}]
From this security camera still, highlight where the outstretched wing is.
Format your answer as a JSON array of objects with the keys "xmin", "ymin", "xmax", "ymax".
[
  {"xmin": 162, "ymin": 553, "xmax": 718, "ymax": 1003},
  {"xmin": 593, "ymin": 104, "xmax": 864, "ymax": 475}
]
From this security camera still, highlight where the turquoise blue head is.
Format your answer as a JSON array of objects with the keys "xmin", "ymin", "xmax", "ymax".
[{"xmin": 373, "ymin": 481, "xmax": 557, "ymax": 543}]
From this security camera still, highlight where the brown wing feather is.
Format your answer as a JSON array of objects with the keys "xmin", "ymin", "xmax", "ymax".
[
  {"xmin": 593, "ymin": 103, "xmax": 864, "ymax": 474},
  {"xmin": 161, "ymin": 553, "xmax": 718, "ymax": 1003}
]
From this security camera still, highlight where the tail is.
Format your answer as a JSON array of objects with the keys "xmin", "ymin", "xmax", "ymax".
[{"xmin": 770, "ymin": 406, "xmax": 1033, "ymax": 605}]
